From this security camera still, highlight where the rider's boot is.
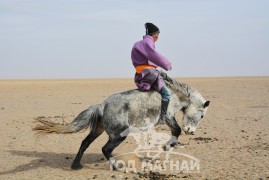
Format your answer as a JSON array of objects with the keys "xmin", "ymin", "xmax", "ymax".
[{"xmin": 157, "ymin": 100, "xmax": 170, "ymax": 125}]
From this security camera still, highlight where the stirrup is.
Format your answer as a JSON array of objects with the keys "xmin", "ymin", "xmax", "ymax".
[{"xmin": 157, "ymin": 115, "xmax": 166, "ymax": 125}]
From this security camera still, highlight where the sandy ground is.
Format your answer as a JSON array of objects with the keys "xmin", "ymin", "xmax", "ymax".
[{"xmin": 0, "ymin": 77, "xmax": 269, "ymax": 179}]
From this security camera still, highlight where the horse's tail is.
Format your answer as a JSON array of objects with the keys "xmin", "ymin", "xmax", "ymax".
[{"xmin": 33, "ymin": 104, "xmax": 103, "ymax": 134}]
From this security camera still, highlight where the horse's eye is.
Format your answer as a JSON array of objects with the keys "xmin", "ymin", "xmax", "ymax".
[{"xmin": 201, "ymin": 115, "xmax": 204, "ymax": 119}]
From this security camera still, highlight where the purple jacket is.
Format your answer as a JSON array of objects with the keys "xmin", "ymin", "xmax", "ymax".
[
  {"xmin": 131, "ymin": 35, "xmax": 172, "ymax": 70},
  {"xmin": 131, "ymin": 35, "xmax": 172, "ymax": 92}
]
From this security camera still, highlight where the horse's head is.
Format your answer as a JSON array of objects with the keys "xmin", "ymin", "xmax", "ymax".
[
  {"xmin": 164, "ymin": 76, "xmax": 210, "ymax": 135},
  {"xmin": 182, "ymin": 100, "xmax": 210, "ymax": 135}
]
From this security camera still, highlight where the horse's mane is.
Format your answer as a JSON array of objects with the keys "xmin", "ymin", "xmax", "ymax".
[
  {"xmin": 165, "ymin": 78, "xmax": 191, "ymax": 98},
  {"xmin": 165, "ymin": 77, "xmax": 205, "ymax": 106}
]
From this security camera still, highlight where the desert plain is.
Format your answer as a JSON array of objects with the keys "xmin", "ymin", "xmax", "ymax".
[{"xmin": 0, "ymin": 77, "xmax": 268, "ymax": 179}]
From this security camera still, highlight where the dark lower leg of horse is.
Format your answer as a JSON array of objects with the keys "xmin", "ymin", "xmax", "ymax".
[
  {"xmin": 102, "ymin": 136, "xmax": 127, "ymax": 171},
  {"xmin": 71, "ymin": 126, "xmax": 104, "ymax": 170},
  {"xmin": 165, "ymin": 116, "xmax": 181, "ymax": 147}
]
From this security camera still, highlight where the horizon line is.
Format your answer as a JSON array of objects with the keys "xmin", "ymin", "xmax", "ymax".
[{"xmin": 1, "ymin": 75, "xmax": 269, "ymax": 81}]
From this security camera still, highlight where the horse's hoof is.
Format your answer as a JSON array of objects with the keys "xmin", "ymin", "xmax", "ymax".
[
  {"xmin": 170, "ymin": 142, "xmax": 177, "ymax": 147},
  {"xmin": 71, "ymin": 164, "xmax": 83, "ymax": 170}
]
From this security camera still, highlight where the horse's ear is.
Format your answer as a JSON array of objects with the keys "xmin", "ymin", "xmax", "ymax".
[{"xmin": 204, "ymin": 101, "xmax": 210, "ymax": 108}]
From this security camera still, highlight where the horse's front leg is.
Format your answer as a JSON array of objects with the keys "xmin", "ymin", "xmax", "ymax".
[{"xmin": 164, "ymin": 116, "xmax": 181, "ymax": 150}]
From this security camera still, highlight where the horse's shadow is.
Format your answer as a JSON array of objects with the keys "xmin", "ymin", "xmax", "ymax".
[{"xmin": 0, "ymin": 150, "xmax": 105, "ymax": 175}]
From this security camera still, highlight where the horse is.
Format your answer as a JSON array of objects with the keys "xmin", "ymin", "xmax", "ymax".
[{"xmin": 33, "ymin": 75, "xmax": 210, "ymax": 170}]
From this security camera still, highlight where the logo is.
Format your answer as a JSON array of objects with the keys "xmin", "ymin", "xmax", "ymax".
[{"xmin": 108, "ymin": 118, "xmax": 200, "ymax": 174}]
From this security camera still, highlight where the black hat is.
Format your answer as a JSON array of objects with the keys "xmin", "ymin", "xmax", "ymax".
[{"xmin": 145, "ymin": 22, "xmax": 160, "ymax": 35}]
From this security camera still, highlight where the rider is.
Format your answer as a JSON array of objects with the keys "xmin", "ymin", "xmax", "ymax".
[{"xmin": 131, "ymin": 22, "xmax": 172, "ymax": 125}]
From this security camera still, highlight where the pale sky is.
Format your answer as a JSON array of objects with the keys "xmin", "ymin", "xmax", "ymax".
[{"xmin": 1, "ymin": 0, "xmax": 269, "ymax": 79}]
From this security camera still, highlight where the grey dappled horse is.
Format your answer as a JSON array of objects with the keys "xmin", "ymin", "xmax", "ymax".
[{"xmin": 33, "ymin": 76, "xmax": 210, "ymax": 170}]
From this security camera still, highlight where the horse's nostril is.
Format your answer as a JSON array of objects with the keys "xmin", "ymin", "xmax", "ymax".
[
  {"xmin": 190, "ymin": 131, "xmax": 194, "ymax": 135},
  {"xmin": 188, "ymin": 127, "xmax": 190, "ymax": 131}
]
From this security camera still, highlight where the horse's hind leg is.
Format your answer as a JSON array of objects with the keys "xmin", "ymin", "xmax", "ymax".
[
  {"xmin": 102, "ymin": 135, "xmax": 127, "ymax": 170},
  {"xmin": 71, "ymin": 123, "xmax": 104, "ymax": 170},
  {"xmin": 164, "ymin": 116, "xmax": 181, "ymax": 150}
]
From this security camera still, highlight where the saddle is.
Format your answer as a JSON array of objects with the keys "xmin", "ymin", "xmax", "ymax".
[{"xmin": 160, "ymin": 71, "xmax": 174, "ymax": 84}]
